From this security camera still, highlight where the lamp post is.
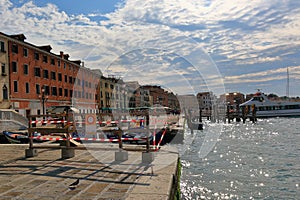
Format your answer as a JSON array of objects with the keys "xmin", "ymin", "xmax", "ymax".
[
  {"xmin": 122, "ymin": 84, "xmax": 127, "ymax": 111},
  {"xmin": 39, "ymin": 87, "xmax": 48, "ymax": 119}
]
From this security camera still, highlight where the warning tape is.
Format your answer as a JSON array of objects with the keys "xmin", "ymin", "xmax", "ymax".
[
  {"xmin": 30, "ymin": 118, "xmax": 177, "ymax": 125},
  {"xmin": 155, "ymin": 128, "xmax": 167, "ymax": 151},
  {"xmin": 30, "ymin": 120, "xmax": 70, "ymax": 124},
  {"xmin": 30, "ymin": 136, "xmax": 145, "ymax": 142},
  {"xmin": 30, "ymin": 119, "xmax": 145, "ymax": 125}
]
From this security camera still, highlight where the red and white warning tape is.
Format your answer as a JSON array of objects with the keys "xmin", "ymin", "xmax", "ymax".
[
  {"xmin": 30, "ymin": 119, "xmax": 145, "ymax": 125},
  {"xmin": 30, "ymin": 136, "xmax": 145, "ymax": 142}
]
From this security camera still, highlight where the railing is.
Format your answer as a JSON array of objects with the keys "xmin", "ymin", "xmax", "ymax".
[{"xmin": 0, "ymin": 109, "xmax": 28, "ymax": 127}]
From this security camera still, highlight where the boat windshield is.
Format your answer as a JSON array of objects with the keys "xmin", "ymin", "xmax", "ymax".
[{"xmin": 253, "ymin": 97, "xmax": 264, "ymax": 102}]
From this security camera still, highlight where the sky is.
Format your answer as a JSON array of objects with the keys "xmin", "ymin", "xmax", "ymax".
[{"xmin": 1, "ymin": 0, "xmax": 300, "ymax": 97}]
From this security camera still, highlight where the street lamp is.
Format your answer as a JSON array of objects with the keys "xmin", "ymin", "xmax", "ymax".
[
  {"xmin": 122, "ymin": 84, "xmax": 127, "ymax": 111},
  {"xmin": 39, "ymin": 87, "xmax": 48, "ymax": 118}
]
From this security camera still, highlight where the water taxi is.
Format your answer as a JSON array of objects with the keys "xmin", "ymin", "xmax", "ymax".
[{"xmin": 239, "ymin": 91, "xmax": 300, "ymax": 117}]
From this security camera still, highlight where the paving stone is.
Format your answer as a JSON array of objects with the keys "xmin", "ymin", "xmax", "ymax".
[{"xmin": 0, "ymin": 144, "xmax": 178, "ymax": 200}]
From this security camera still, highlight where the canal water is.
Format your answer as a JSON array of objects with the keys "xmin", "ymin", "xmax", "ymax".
[{"xmin": 174, "ymin": 118, "xmax": 300, "ymax": 199}]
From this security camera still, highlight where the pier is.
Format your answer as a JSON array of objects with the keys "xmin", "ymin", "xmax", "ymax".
[
  {"xmin": 0, "ymin": 109, "xmax": 182, "ymax": 200},
  {"xmin": 0, "ymin": 144, "xmax": 180, "ymax": 200}
]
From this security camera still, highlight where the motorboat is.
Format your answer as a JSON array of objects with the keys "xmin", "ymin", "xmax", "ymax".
[{"xmin": 239, "ymin": 91, "xmax": 300, "ymax": 118}]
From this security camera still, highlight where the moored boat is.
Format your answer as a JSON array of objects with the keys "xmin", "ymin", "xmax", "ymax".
[
  {"xmin": 2, "ymin": 131, "xmax": 28, "ymax": 144},
  {"xmin": 239, "ymin": 91, "xmax": 300, "ymax": 118},
  {"xmin": 2, "ymin": 131, "xmax": 44, "ymax": 144}
]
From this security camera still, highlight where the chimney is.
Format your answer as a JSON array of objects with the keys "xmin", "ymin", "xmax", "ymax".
[
  {"xmin": 10, "ymin": 34, "xmax": 26, "ymax": 42},
  {"xmin": 60, "ymin": 51, "xmax": 64, "ymax": 58},
  {"xmin": 64, "ymin": 54, "xmax": 69, "ymax": 60},
  {"xmin": 38, "ymin": 45, "xmax": 52, "ymax": 52}
]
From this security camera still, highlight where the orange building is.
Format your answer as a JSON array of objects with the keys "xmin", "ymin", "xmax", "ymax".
[
  {"xmin": 1, "ymin": 32, "xmax": 100, "ymax": 117},
  {"xmin": 141, "ymin": 85, "xmax": 169, "ymax": 107},
  {"xmin": 220, "ymin": 92, "xmax": 245, "ymax": 105}
]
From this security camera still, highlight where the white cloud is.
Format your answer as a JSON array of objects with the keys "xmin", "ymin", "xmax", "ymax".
[
  {"xmin": 225, "ymin": 65, "xmax": 300, "ymax": 84},
  {"xmin": 1, "ymin": 0, "xmax": 300, "ymax": 95}
]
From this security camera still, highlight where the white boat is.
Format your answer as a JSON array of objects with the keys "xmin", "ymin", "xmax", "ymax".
[{"xmin": 239, "ymin": 91, "xmax": 300, "ymax": 118}]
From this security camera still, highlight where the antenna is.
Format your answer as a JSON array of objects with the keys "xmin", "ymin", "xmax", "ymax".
[{"xmin": 286, "ymin": 67, "xmax": 289, "ymax": 97}]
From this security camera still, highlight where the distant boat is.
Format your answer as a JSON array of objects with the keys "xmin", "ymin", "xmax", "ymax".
[{"xmin": 239, "ymin": 91, "xmax": 300, "ymax": 118}]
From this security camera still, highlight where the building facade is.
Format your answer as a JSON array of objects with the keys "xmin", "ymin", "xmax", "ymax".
[
  {"xmin": 1, "ymin": 32, "xmax": 99, "ymax": 117},
  {"xmin": 220, "ymin": 92, "xmax": 245, "ymax": 105},
  {"xmin": 0, "ymin": 34, "xmax": 9, "ymax": 108},
  {"xmin": 1, "ymin": 31, "xmax": 207, "ymax": 118},
  {"xmin": 141, "ymin": 85, "xmax": 168, "ymax": 107}
]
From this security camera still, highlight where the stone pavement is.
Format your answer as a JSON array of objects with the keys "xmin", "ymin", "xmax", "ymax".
[{"xmin": 0, "ymin": 144, "xmax": 179, "ymax": 200}]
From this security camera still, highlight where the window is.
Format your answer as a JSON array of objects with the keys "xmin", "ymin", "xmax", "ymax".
[
  {"xmin": 77, "ymin": 79, "xmax": 81, "ymax": 86},
  {"xmin": 12, "ymin": 44, "xmax": 18, "ymax": 53},
  {"xmin": 69, "ymin": 90, "xmax": 73, "ymax": 97},
  {"xmin": 2, "ymin": 85, "xmax": 8, "ymax": 100},
  {"xmin": 69, "ymin": 76, "xmax": 73, "ymax": 84},
  {"xmin": 36, "ymin": 84, "xmax": 40, "ymax": 94},
  {"xmin": 64, "ymin": 89, "xmax": 68, "ymax": 97},
  {"xmin": 51, "ymin": 71, "xmax": 56, "ymax": 80},
  {"xmin": 34, "ymin": 67, "xmax": 41, "ymax": 77},
  {"xmin": 43, "ymin": 55, "xmax": 48, "ymax": 63},
  {"xmin": 51, "ymin": 87, "xmax": 57, "ymax": 96},
  {"xmin": 58, "ymin": 73, "xmax": 62, "ymax": 81},
  {"xmin": 23, "ymin": 64, "xmax": 28, "ymax": 75},
  {"xmin": 13, "ymin": 81, "xmax": 18, "ymax": 92},
  {"xmin": 23, "ymin": 48, "xmax": 28, "ymax": 57},
  {"xmin": 50, "ymin": 58, "xmax": 55, "ymax": 65},
  {"xmin": 1, "ymin": 63, "xmax": 6, "ymax": 75},
  {"xmin": 58, "ymin": 60, "xmax": 61, "ymax": 67},
  {"xmin": 64, "ymin": 63, "xmax": 66, "ymax": 69},
  {"xmin": 43, "ymin": 69, "xmax": 49, "ymax": 79},
  {"xmin": 25, "ymin": 82, "xmax": 29, "ymax": 93},
  {"xmin": 44, "ymin": 85, "xmax": 50, "ymax": 95},
  {"xmin": 0, "ymin": 41, "xmax": 5, "ymax": 52},
  {"xmin": 12, "ymin": 61, "xmax": 17, "ymax": 73},
  {"xmin": 59, "ymin": 88, "xmax": 62, "ymax": 96},
  {"xmin": 64, "ymin": 75, "xmax": 67, "ymax": 82},
  {"xmin": 34, "ymin": 52, "xmax": 39, "ymax": 60}
]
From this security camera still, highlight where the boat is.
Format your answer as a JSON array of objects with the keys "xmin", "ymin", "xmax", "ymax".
[
  {"xmin": 2, "ymin": 131, "xmax": 28, "ymax": 144},
  {"xmin": 2, "ymin": 131, "xmax": 43, "ymax": 144},
  {"xmin": 239, "ymin": 91, "xmax": 300, "ymax": 118}
]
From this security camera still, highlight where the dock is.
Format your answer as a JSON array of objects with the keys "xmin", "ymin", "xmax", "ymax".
[{"xmin": 0, "ymin": 144, "xmax": 180, "ymax": 200}]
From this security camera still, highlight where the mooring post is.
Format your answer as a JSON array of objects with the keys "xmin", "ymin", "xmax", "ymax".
[
  {"xmin": 25, "ymin": 115, "xmax": 38, "ymax": 158},
  {"xmin": 242, "ymin": 106, "xmax": 246, "ymax": 123},
  {"xmin": 227, "ymin": 104, "xmax": 231, "ymax": 123}
]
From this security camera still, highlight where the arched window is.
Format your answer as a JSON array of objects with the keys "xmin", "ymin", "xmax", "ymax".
[{"xmin": 2, "ymin": 85, "xmax": 8, "ymax": 100}]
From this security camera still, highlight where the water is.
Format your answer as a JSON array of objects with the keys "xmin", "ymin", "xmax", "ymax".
[{"xmin": 176, "ymin": 118, "xmax": 300, "ymax": 199}]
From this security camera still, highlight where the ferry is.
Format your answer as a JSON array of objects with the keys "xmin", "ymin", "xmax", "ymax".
[{"xmin": 239, "ymin": 91, "xmax": 300, "ymax": 118}]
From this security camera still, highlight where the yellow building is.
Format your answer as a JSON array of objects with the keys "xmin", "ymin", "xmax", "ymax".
[{"xmin": 0, "ymin": 34, "xmax": 9, "ymax": 108}]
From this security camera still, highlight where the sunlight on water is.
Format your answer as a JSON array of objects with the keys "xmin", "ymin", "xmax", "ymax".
[{"xmin": 177, "ymin": 118, "xmax": 300, "ymax": 199}]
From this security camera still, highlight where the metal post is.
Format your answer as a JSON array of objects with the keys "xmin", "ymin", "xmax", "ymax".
[{"xmin": 39, "ymin": 87, "xmax": 48, "ymax": 120}]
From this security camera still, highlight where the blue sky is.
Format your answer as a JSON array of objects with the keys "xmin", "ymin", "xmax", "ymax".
[{"xmin": 1, "ymin": 0, "xmax": 300, "ymax": 96}]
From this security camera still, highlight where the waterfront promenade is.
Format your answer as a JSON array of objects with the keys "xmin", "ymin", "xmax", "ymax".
[{"xmin": 0, "ymin": 144, "xmax": 179, "ymax": 200}]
